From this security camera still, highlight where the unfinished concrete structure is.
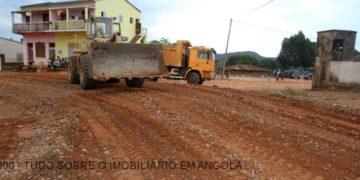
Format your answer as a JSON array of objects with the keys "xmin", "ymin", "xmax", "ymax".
[{"xmin": 313, "ymin": 30, "xmax": 360, "ymax": 89}]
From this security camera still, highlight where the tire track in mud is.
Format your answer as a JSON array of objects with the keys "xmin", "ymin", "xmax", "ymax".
[
  {"xmin": 1, "ymin": 72, "xmax": 359, "ymax": 179},
  {"xmin": 149, "ymin": 83, "xmax": 360, "ymax": 144},
  {"xmin": 126, "ymin": 85, "xmax": 320, "ymax": 179},
  {"xmin": 93, "ymin": 93, "xmax": 248, "ymax": 178},
  {"xmin": 141, "ymin": 82, "xmax": 358, "ymax": 178},
  {"xmin": 76, "ymin": 94, "xmax": 233, "ymax": 179}
]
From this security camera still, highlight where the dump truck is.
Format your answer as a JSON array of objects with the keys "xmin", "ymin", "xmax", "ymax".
[
  {"xmin": 161, "ymin": 40, "xmax": 216, "ymax": 85},
  {"xmin": 68, "ymin": 17, "xmax": 167, "ymax": 90}
]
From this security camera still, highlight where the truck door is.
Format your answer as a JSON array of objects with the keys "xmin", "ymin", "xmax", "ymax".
[{"xmin": 196, "ymin": 50, "xmax": 215, "ymax": 72}]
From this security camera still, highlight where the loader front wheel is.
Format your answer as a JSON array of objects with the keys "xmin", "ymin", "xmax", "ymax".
[
  {"xmin": 125, "ymin": 78, "xmax": 144, "ymax": 88},
  {"xmin": 187, "ymin": 71, "xmax": 202, "ymax": 85},
  {"xmin": 79, "ymin": 55, "xmax": 96, "ymax": 90},
  {"xmin": 68, "ymin": 56, "xmax": 80, "ymax": 84}
]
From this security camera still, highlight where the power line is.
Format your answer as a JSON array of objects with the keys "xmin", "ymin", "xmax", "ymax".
[
  {"xmin": 221, "ymin": 0, "xmax": 274, "ymax": 79},
  {"xmin": 233, "ymin": 19, "xmax": 294, "ymax": 35},
  {"xmin": 237, "ymin": 0, "xmax": 274, "ymax": 18}
]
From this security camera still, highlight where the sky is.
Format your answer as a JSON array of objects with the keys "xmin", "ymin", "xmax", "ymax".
[{"xmin": 1, "ymin": 0, "xmax": 359, "ymax": 57}]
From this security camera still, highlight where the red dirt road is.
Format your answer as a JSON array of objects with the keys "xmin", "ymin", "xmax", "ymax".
[{"xmin": 0, "ymin": 71, "xmax": 359, "ymax": 179}]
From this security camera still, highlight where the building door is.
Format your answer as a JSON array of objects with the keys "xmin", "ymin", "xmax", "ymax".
[
  {"xmin": 43, "ymin": 13, "xmax": 49, "ymax": 22},
  {"xmin": 27, "ymin": 43, "xmax": 34, "ymax": 63},
  {"xmin": 68, "ymin": 43, "xmax": 76, "ymax": 57},
  {"xmin": 135, "ymin": 19, "xmax": 141, "ymax": 35},
  {"xmin": 49, "ymin": 43, "xmax": 55, "ymax": 60}
]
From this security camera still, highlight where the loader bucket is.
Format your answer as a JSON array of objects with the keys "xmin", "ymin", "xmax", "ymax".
[{"xmin": 89, "ymin": 42, "xmax": 168, "ymax": 79}]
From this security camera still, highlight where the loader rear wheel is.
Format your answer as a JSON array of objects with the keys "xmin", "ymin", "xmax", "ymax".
[
  {"xmin": 68, "ymin": 56, "xmax": 80, "ymax": 84},
  {"xmin": 79, "ymin": 55, "xmax": 96, "ymax": 90},
  {"xmin": 187, "ymin": 71, "xmax": 202, "ymax": 85},
  {"xmin": 125, "ymin": 78, "xmax": 144, "ymax": 88}
]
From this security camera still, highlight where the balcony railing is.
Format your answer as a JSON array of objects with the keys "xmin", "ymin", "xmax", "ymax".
[
  {"xmin": 13, "ymin": 22, "xmax": 50, "ymax": 33},
  {"xmin": 13, "ymin": 20, "xmax": 85, "ymax": 33},
  {"xmin": 51, "ymin": 20, "xmax": 85, "ymax": 31}
]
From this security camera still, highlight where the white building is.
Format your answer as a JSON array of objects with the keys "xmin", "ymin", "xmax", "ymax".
[{"xmin": 0, "ymin": 36, "xmax": 23, "ymax": 71}]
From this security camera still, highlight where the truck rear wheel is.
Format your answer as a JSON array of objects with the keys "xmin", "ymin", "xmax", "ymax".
[
  {"xmin": 125, "ymin": 78, "xmax": 144, "ymax": 88},
  {"xmin": 187, "ymin": 71, "xmax": 202, "ymax": 85},
  {"xmin": 79, "ymin": 55, "xmax": 96, "ymax": 90},
  {"xmin": 68, "ymin": 56, "xmax": 80, "ymax": 84}
]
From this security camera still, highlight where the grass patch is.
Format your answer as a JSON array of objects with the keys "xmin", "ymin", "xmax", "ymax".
[{"xmin": 262, "ymin": 88, "xmax": 310, "ymax": 99}]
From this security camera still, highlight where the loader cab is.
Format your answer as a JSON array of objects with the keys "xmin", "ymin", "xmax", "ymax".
[{"xmin": 86, "ymin": 17, "xmax": 123, "ymax": 42}]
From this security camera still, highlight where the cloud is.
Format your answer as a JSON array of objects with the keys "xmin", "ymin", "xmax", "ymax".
[
  {"xmin": 1, "ymin": 0, "xmax": 359, "ymax": 56},
  {"xmin": 137, "ymin": 0, "xmax": 360, "ymax": 56}
]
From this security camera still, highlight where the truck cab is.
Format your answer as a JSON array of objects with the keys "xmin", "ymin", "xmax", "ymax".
[{"xmin": 187, "ymin": 47, "xmax": 216, "ymax": 81}]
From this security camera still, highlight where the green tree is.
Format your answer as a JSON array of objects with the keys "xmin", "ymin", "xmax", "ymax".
[
  {"xmin": 277, "ymin": 31, "xmax": 316, "ymax": 69},
  {"xmin": 149, "ymin": 37, "xmax": 171, "ymax": 45},
  {"xmin": 259, "ymin": 58, "xmax": 278, "ymax": 70},
  {"xmin": 226, "ymin": 55, "xmax": 260, "ymax": 66}
]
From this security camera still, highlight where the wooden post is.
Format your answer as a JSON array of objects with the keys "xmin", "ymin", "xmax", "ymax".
[{"xmin": 222, "ymin": 18, "xmax": 233, "ymax": 79}]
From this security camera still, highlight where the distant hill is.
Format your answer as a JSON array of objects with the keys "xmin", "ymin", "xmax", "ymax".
[
  {"xmin": 215, "ymin": 51, "xmax": 265, "ymax": 61},
  {"xmin": 215, "ymin": 51, "xmax": 277, "ymax": 72}
]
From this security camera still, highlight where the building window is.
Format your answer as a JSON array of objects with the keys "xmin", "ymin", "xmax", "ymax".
[
  {"xmin": 101, "ymin": 11, "xmax": 106, "ymax": 17},
  {"xmin": 130, "ymin": 17, "xmax": 133, "ymax": 24},
  {"xmin": 119, "ymin": 15, "xmax": 123, "ymax": 23}
]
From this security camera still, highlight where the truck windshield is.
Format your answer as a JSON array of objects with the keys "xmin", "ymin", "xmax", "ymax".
[{"xmin": 198, "ymin": 50, "xmax": 210, "ymax": 60}]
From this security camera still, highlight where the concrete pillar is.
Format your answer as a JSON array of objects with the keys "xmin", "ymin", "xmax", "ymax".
[
  {"xmin": 45, "ymin": 42, "xmax": 49, "ymax": 62},
  {"xmin": 32, "ymin": 42, "xmax": 36, "ymax": 64},
  {"xmin": 23, "ymin": 43, "xmax": 27, "ymax": 65},
  {"xmin": 66, "ymin": 8, "xmax": 69, "ymax": 30},
  {"xmin": 85, "ymin": 7, "xmax": 88, "ymax": 20},
  {"xmin": 49, "ymin": 10, "xmax": 52, "ymax": 30},
  {"xmin": 29, "ymin": 11, "xmax": 32, "ymax": 31}
]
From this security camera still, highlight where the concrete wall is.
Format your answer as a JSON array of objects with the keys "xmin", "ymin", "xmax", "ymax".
[
  {"xmin": 329, "ymin": 61, "xmax": 360, "ymax": 85},
  {"xmin": 0, "ymin": 38, "xmax": 23, "ymax": 63},
  {"xmin": 95, "ymin": 0, "xmax": 141, "ymax": 42},
  {"xmin": 54, "ymin": 32, "xmax": 88, "ymax": 58}
]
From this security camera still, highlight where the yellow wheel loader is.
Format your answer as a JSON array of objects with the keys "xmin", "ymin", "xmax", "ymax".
[{"xmin": 68, "ymin": 17, "xmax": 167, "ymax": 90}]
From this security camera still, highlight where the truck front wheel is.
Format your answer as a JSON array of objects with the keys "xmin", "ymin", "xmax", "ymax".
[
  {"xmin": 68, "ymin": 56, "xmax": 80, "ymax": 84},
  {"xmin": 79, "ymin": 55, "xmax": 96, "ymax": 90},
  {"xmin": 125, "ymin": 78, "xmax": 144, "ymax": 88},
  {"xmin": 187, "ymin": 72, "xmax": 202, "ymax": 85}
]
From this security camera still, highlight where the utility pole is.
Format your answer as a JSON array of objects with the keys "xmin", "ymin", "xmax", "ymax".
[{"xmin": 221, "ymin": 18, "xmax": 233, "ymax": 79}]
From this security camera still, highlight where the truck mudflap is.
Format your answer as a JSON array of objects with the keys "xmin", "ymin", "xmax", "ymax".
[{"xmin": 89, "ymin": 43, "xmax": 168, "ymax": 79}]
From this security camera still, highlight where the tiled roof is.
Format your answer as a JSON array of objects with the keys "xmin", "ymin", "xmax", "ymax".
[{"xmin": 225, "ymin": 64, "xmax": 271, "ymax": 72}]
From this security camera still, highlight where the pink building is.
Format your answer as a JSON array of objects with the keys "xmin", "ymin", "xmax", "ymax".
[{"xmin": 12, "ymin": 1, "xmax": 96, "ymax": 66}]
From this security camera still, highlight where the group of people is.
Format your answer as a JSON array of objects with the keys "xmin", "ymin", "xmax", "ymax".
[
  {"xmin": 48, "ymin": 56, "xmax": 69, "ymax": 71},
  {"xmin": 274, "ymin": 69, "xmax": 285, "ymax": 81}
]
